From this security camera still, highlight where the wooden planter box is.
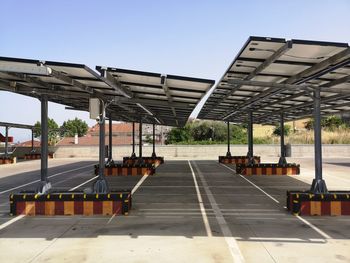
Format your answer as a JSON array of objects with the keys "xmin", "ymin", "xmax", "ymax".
[
  {"xmin": 219, "ymin": 156, "xmax": 260, "ymax": 164},
  {"xmin": 287, "ymin": 191, "xmax": 350, "ymax": 216},
  {"xmin": 10, "ymin": 190, "xmax": 131, "ymax": 216},
  {"xmin": 236, "ymin": 163, "xmax": 300, "ymax": 175}
]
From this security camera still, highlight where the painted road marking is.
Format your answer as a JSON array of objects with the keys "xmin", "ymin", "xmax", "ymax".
[
  {"xmin": 107, "ymin": 170, "xmax": 151, "ymax": 224},
  {"xmin": 192, "ymin": 161, "xmax": 244, "ymax": 263},
  {"xmin": 131, "ymin": 173, "xmax": 150, "ymax": 195},
  {"xmin": 68, "ymin": 176, "xmax": 98, "ymax": 191},
  {"xmin": 221, "ymin": 163, "xmax": 332, "ymax": 240},
  {"xmin": 0, "ymin": 215, "xmax": 25, "ymax": 231},
  {"xmin": 222, "ymin": 164, "xmax": 280, "ymax": 203},
  {"xmin": 0, "ymin": 163, "xmax": 93, "ymax": 195},
  {"xmin": 0, "ymin": 166, "xmax": 94, "ymax": 231},
  {"xmin": 188, "ymin": 160, "xmax": 213, "ymax": 238}
]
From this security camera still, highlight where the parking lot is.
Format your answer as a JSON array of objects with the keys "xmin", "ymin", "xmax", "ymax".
[{"xmin": 0, "ymin": 158, "xmax": 349, "ymax": 262}]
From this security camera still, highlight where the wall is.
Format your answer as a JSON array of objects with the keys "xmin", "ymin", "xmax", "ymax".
[{"xmin": 50, "ymin": 144, "xmax": 350, "ymax": 159}]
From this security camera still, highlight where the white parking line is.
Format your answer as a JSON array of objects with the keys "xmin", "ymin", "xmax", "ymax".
[
  {"xmin": 191, "ymin": 161, "xmax": 244, "ymax": 263},
  {"xmin": 296, "ymin": 215, "xmax": 331, "ymax": 239},
  {"xmin": 221, "ymin": 164, "xmax": 280, "ymax": 203},
  {"xmin": 0, "ymin": 215, "xmax": 25, "ymax": 230},
  {"xmin": 188, "ymin": 160, "xmax": 212, "ymax": 237},
  {"xmin": 131, "ymin": 174, "xmax": 150, "ymax": 195},
  {"xmin": 107, "ymin": 172, "xmax": 151, "ymax": 224},
  {"xmin": 221, "ymin": 163, "xmax": 331, "ymax": 240},
  {"xmin": 68, "ymin": 176, "xmax": 98, "ymax": 191},
  {"xmin": 0, "ymin": 165, "xmax": 93, "ymax": 231},
  {"xmin": 0, "ymin": 163, "xmax": 93, "ymax": 195}
]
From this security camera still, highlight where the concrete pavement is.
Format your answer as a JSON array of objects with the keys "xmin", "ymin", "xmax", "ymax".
[{"xmin": 0, "ymin": 158, "xmax": 349, "ymax": 262}]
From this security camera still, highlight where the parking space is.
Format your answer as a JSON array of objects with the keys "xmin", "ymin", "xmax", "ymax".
[{"xmin": 0, "ymin": 158, "xmax": 350, "ymax": 262}]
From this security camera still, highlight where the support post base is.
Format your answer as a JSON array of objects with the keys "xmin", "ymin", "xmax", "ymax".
[
  {"xmin": 36, "ymin": 181, "xmax": 52, "ymax": 194},
  {"xmin": 278, "ymin": 156, "xmax": 287, "ymax": 166},
  {"xmin": 310, "ymin": 179, "xmax": 328, "ymax": 194},
  {"xmin": 93, "ymin": 178, "xmax": 109, "ymax": 194}
]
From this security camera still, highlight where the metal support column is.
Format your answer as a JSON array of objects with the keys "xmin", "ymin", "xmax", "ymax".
[
  {"xmin": 37, "ymin": 95, "xmax": 51, "ymax": 193},
  {"xmin": 93, "ymin": 99, "xmax": 109, "ymax": 193},
  {"xmin": 310, "ymin": 87, "xmax": 328, "ymax": 193},
  {"xmin": 4, "ymin": 126, "xmax": 8, "ymax": 158},
  {"xmin": 31, "ymin": 129, "xmax": 35, "ymax": 152},
  {"xmin": 278, "ymin": 112, "xmax": 287, "ymax": 165},
  {"xmin": 226, "ymin": 121, "xmax": 231, "ymax": 157},
  {"xmin": 247, "ymin": 111, "xmax": 255, "ymax": 165},
  {"xmin": 108, "ymin": 116, "xmax": 113, "ymax": 163},
  {"xmin": 139, "ymin": 119, "xmax": 143, "ymax": 159},
  {"xmin": 131, "ymin": 122, "xmax": 136, "ymax": 158},
  {"xmin": 151, "ymin": 123, "xmax": 157, "ymax": 158}
]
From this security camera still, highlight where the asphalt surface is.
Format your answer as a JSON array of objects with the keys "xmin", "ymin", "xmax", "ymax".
[{"xmin": 0, "ymin": 158, "xmax": 349, "ymax": 262}]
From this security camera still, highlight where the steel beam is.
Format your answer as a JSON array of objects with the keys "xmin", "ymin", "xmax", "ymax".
[
  {"xmin": 98, "ymin": 69, "xmax": 132, "ymax": 98},
  {"xmin": 247, "ymin": 111, "xmax": 255, "ymax": 165},
  {"xmin": 139, "ymin": 119, "xmax": 143, "ymax": 159},
  {"xmin": 226, "ymin": 121, "xmax": 231, "ymax": 157},
  {"xmin": 206, "ymin": 41, "xmax": 293, "ymax": 112},
  {"xmin": 36, "ymin": 95, "xmax": 51, "ymax": 194},
  {"xmin": 310, "ymin": 87, "xmax": 328, "ymax": 193},
  {"xmin": 161, "ymin": 75, "xmax": 178, "ymax": 125},
  {"xmin": 4, "ymin": 126, "xmax": 8, "ymax": 158},
  {"xmin": 221, "ymin": 48, "xmax": 350, "ymax": 120},
  {"xmin": 278, "ymin": 112, "xmax": 287, "ymax": 165},
  {"xmin": 0, "ymin": 121, "xmax": 34, "ymax": 130},
  {"xmin": 131, "ymin": 122, "xmax": 136, "ymax": 158},
  {"xmin": 152, "ymin": 123, "xmax": 157, "ymax": 158},
  {"xmin": 31, "ymin": 129, "xmax": 34, "ymax": 152},
  {"xmin": 93, "ymin": 99, "xmax": 109, "ymax": 194},
  {"xmin": 108, "ymin": 116, "xmax": 113, "ymax": 162}
]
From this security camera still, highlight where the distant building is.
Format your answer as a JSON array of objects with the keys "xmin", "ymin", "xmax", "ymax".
[{"xmin": 56, "ymin": 122, "xmax": 170, "ymax": 146}]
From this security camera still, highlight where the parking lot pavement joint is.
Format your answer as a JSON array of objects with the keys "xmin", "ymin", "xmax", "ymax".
[{"xmin": 191, "ymin": 160, "xmax": 245, "ymax": 263}]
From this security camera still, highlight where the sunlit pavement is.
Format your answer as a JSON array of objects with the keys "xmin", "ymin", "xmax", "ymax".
[{"xmin": 0, "ymin": 158, "xmax": 349, "ymax": 262}]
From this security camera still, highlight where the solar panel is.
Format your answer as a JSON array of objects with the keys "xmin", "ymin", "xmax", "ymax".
[
  {"xmin": 0, "ymin": 56, "xmax": 214, "ymax": 127},
  {"xmin": 95, "ymin": 66, "xmax": 214, "ymax": 126},
  {"xmin": 198, "ymin": 36, "xmax": 350, "ymax": 124}
]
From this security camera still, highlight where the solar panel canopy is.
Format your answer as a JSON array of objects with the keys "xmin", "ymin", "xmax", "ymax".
[
  {"xmin": 198, "ymin": 36, "xmax": 350, "ymax": 124},
  {"xmin": 0, "ymin": 56, "xmax": 214, "ymax": 127},
  {"xmin": 96, "ymin": 66, "xmax": 214, "ymax": 126}
]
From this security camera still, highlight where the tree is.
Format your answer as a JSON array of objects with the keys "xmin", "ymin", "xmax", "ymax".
[
  {"xmin": 166, "ymin": 125, "xmax": 191, "ymax": 144},
  {"xmin": 304, "ymin": 115, "xmax": 347, "ymax": 131},
  {"xmin": 60, "ymin": 118, "xmax": 88, "ymax": 137},
  {"xmin": 273, "ymin": 124, "xmax": 291, "ymax": 136},
  {"xmin": 165, "ymin": 120, "xmax": 247, "ymax": 144},
  {"xmin": 145, "ymin": 134, "xmax": 152, "ymax": 144},
  {"xmin": 33, "ymin": 118, "xmax": 60, "ymax": 146}
]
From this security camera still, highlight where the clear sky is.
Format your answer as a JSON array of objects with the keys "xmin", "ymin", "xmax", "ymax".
[{"xmin": 1, "ymin": 0, "xmax": 349, "ymax": 142}]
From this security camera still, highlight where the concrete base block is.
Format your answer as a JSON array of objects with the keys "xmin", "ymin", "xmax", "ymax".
[
  {"xmin": 287, "ymin": 191, "xmax": 350, "ymax": 216},
  {"xmin": 236, "ymin": 163, "xmax": 300, "ymax": 175},
  {"xmin": 10, "ymin": 190, "xmax": 132, "ymax": 216}
]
